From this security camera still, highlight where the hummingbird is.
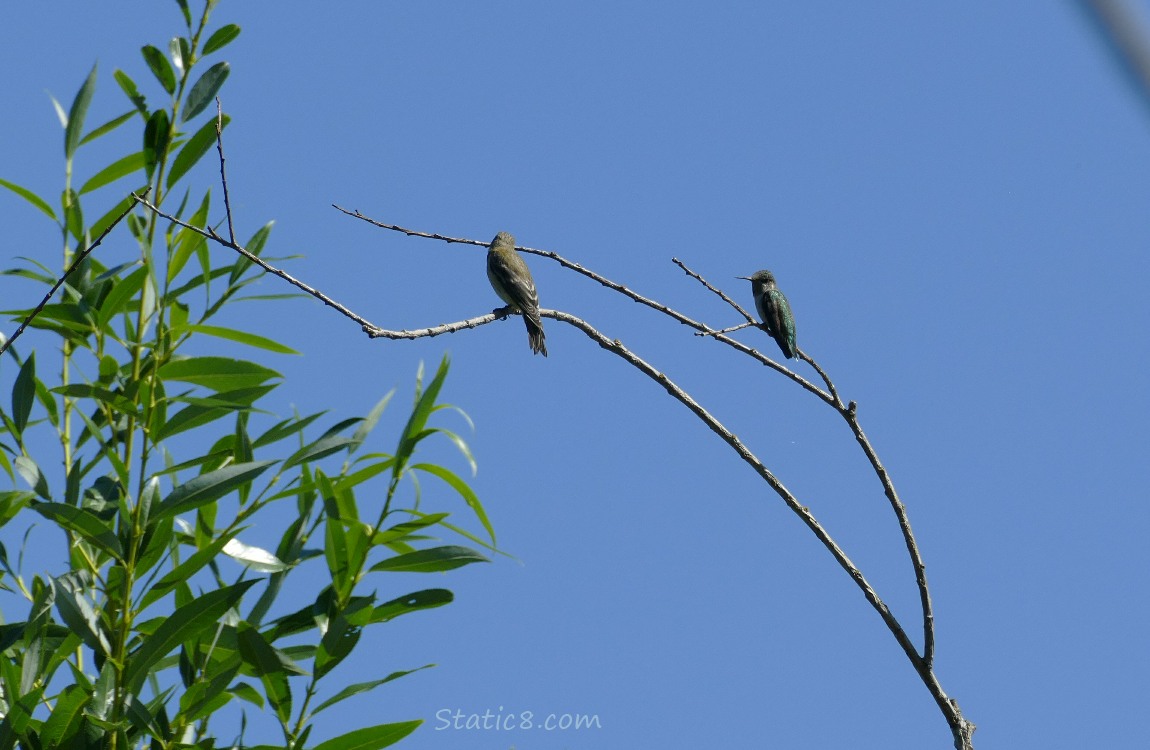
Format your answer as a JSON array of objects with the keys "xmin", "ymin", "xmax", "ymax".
[
  {"xmin": 487, "ymin": 231, "xmax": 548, "ymax": 356},
  {"xmin": 737, "ymin": 270, "xmax": 797, "ymax": 359}
]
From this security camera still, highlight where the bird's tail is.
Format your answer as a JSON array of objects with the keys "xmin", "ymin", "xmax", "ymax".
[{"xmin": 524, "ymin": 313, "xmax": 548, "ymax": 357}]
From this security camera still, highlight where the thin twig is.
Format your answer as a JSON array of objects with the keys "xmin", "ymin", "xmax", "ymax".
[
  {"xmin": 132, "ymin": 193, "xmax": 378, "ymax": 332},
  {"xmin": 0, "ymin": 188, "xmax": 149, "ymax": 359},
  {"xmin": 797, "ymin": 348, "xmax": 841, "ymax": 406},
  {"xmin": 695, "ymin": 322, "xmax": 756, "ymax": 337},
  {"xmin": 330, "ymin": 209, "xmax": 833, "ymax": 402},
  {"xmin": 672, "ymin": 256, "xmax": 757, "ymax": 323},
  {"xmin": 365, "ymin": 309, "xmax": 514, "ymax": 341},
  {"xmin": 841, "ymin": 403, "xmax": 936, "ymax": 670},
  {"xmin": 214, "ymin": 98, "xmax": 236, "ymax": 244}
]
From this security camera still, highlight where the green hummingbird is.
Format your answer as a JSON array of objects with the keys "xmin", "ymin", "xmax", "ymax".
[
  {"xmin": 487, "ymin": 231, "xmax": 547, "ymax": 356},
  {"xmin": 737, "ymin": 270, "xmax": 797, "ymax": 359}
]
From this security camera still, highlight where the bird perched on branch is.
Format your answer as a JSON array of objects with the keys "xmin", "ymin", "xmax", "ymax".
[
  {"xmin": 487, "ymin": 231, "xmax": 547, "ymax": 356},
  {"xmin": 737, "ymin": 269, "xmax": 797, "ymax": 359}
]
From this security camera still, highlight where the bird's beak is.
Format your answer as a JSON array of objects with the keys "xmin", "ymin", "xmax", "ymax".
[{"xmin": 736, "ymin": 276, "xmax": 751, "ymax": 280}]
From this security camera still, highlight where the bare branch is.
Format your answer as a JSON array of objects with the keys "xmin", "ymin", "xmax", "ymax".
[
  {"xmin": 551, "ymin": 310, "xmax": 942, "ymax": 691},
  {"xmin": 132, "ymin": 193, "xmax": 379, "ymax": 333},
  {"xmin": 0, "ymin": 188, "xmax": 149, "ymax": 359},
  {"xmin": 695, "ymin": 321, "xmax": 756, "ymax": 337},
  {"xmin": 365, "ymin": 309, "xmax": 509, "ymax": 341},
  {"xmin": 331, "ymin": 209, "xmax": 835, "ymax": 403},
  {"xmin": 215, "ymin": 98, "xmax": 236, "ymax": 244},
  {"xmin": 841, "ymin": 402, "xmax": 936, "ymax": 669},
  {"xmin": 326, "ymin": 211, "xmax": 946, "ymax": 704},
  {"xmin": 672, "ymin": 255, "xmax": 757, "ymax": 323}
]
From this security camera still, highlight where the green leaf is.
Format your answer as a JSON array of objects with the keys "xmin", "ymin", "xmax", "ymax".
[
  {"xmin": 229, "ymin": 681, "xmax": 263, "ymax": 708},
  {"xmin": 96, "ymin": 265, "xmax": 146, "ymax": 326},
  {"xmin": 158, "ymin": 356, "xmax": 280, "ymax": 391},
  {"xmin": 183, "ymin": 62, "xmax": 230, "ymax": 122},
  {"xmin": 33, "ymin": 503, "xmax": 123, "ymax": 560},
  {"xmin": 154, "ymin": 385, "xmax": 275, "ymax": 441},
  {"xmin": 252, "ymin": 411, "xmax": 325, "ymax": 449},
  {"xmin": 167, "ymin": 189, "xmax": 210, "ymax": 282},
  {"xmin": 223, "ymin": 537, "xmax": 289, "ymax": 573},
  {"xmin": 62, "ymin": 187, "xmax": 84, "ymax": 242},
  {"xmin": 140, "ymin": 526, "xmax": 241, "ymax": 609},
  {"xmin": 141, "ymin": 45, "xmax": 176, "ymax": 94},
  {"xmin": 370, "ymin": 514, "xmax": 448, "ymax": 545},
  {"xmin": 114, "ymin": 69, "xmax": 148, "ymax": 115},
  {"xmin": 38, "ymin": 684, "xmax": 88, "ymax": 749},
  {"xmin": 311, "ymin": 721, "xmax": 422, "ymax": 750},
  {"xmin": 124, "ymin": 580, "xmax": 257, "ymax": 692},
  {"xmin": 48, "ymin": 92, "xmax": 67, "ymax": 128},
  {"xmin": 325, "ymin": 512, "xmax": 351, "ymax": 595},
  {"xmin": 370, "ymin": 589, "xmax": 453, "ymax": 624},
  {"xmin": 64, "ymin": 64, "xmax": 98, "ymax": 160},
  {"xmin": 153, "ymin": 460, "xmax": 276, "ymax": 521},
  {"xmin": 203, "ymin": 24, "xmax": 242, "ymax": 55},
  {"xmin": 181, "ymin": 323, "xmax": 298, "ymax": 354},
  {"xmin": 413, "ymin": 462, "xmax": 494, "ymax": 543},
  {"xmin": 312, "ymin": 666, "xmax": 434, "ymax": 716},
  {"xmin": 370, "ymin": 546, "xmax": 489, "ymax": 574},
  {"xmin": 79, "ymin": 151, "xmax": 146, "ymax": 195},
  {"xmin": 395, "ymin": 356, "xmax": 450, "ymax": 473},
  {"xmin": 283, "ymin": 435, "xmax": 358, "ymax": 469},
  {"xmin": 350, "ymin": 391, "xmax": 395, "ymax": 454},
  {"xmin": 11, "ymin": 352, "xmax": 35, "ymax": 436},
  {"xmin": 174, "ymin": 0, "xmax": 191, "ymax": 27},
  {"xmin": 179, "ymin": 658, "xmax": 239, "ymax": 722},
  {"xmin": 236, "ymin": 624, "xmax": 292, "ymax": 725},
  {"xmin": 314, "ymin": 608, "xmax": 363, "ymax": 680},
  {"xmin": 53, "ymin": 572, "xmax": 113, "ymax": 656},
  {"xmin": 170, "ymin": 36, "xmax": 191, "ymax": 79},
  {"xmin": 229, "ymin": 221, "xmax": 274, "ymax": 283},
  {"xmin": 143, "ymin": 108, "xmax": 171, "ymax": 178},
  {"xmin": 0, "ymin": 685, "xmax": 46, "ymax": 747},
  {"xmin": 51, "ymin": 384, "xmax": 139, "ymax": 417},
  {"xmin": 167, "ymin": 114, "xmax": 229, "ymax": 188},
  {"xmin": 14, "ymin": 456, "xmax": 50, "ymax": 499},
  {"xmin": 0, "ymin": 179, "xmax": 57, "ymax": 221},
  {"xmin": 80, "ymin": 109, "xmax": 136, "ymax": 146}
]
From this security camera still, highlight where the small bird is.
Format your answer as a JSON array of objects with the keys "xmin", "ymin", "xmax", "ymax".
[
  {"xmin": 737, "ymin": 270, "xmax": 797, "ymax": 359},
  {"xmin": 487, "ymin": 231, "xmax": 547, "ymax": 356}
]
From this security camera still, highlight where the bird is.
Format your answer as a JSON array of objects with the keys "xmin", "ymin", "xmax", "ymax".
[
  {"xmin": 737, "ymin": 270, "xmax": 797, "ymax": 359},
  {"xmin": 487, "ymin": 231, "xmax": 547, "ymax": 356}
]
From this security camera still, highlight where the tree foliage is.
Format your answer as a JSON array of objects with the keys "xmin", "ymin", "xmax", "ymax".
[{"xmin": 0, "ymin": 2, "xmax": 491, "ymax": 748}]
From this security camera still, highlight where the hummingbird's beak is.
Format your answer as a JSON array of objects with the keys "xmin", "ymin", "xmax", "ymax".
[{"xmin": 736, "ymin": 276, "xmax": 751, "ymax": 281}]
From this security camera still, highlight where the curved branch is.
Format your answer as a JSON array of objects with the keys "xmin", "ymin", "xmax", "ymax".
[
  {"xmin": 552, "ymin": 309, "xmax": 970, "ymax": 747},
  {"xmin": 842, "ymin": 403, "xmax": 936, "ymax": 667},
  {"xmin": 672, "ymin": 256, "xmax": 933, "ymax": 671},
  {"xmin": 332, "ymin": 211, "xmax": 946, "ymax": 700}
]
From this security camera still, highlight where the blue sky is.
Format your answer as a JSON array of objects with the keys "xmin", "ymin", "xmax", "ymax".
[{"xmin": 2, "ymin": 2, "xmax": 1149, "ymax": 748}]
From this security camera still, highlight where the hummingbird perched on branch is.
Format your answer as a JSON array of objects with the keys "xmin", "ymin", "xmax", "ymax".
[
  {"xmin": 487, "ymin": 231, "xmax": 547, "ymax": 356},
  {"xmin": 737, "ymin": 270, "xmax": 797, "ymax": 359}
]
